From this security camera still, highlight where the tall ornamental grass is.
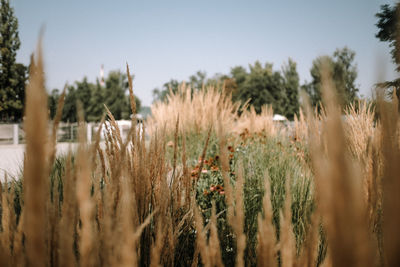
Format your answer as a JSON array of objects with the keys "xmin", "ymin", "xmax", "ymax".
[{"xmin": 0, "ymin": 42, "xmax": 399, "ymax": 267}]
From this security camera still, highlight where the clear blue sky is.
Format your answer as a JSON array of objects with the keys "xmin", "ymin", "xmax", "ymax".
[{"xmin": 12, "ymin": 0, "xmax": 398, "ymax": 106}]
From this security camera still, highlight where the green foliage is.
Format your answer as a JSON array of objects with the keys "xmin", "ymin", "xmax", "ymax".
[
  {"xmin": 103, "ymin": 70, "xmax": 130, "ymax": 120},
  {"xmin": 233, "ymin": 61, "xmax": 288, "ymax": 116},
  {"xmin": 375, "ymin": 3, "xmax": 400, "ymax": 99},
  {"xmin": 152, "ymin": 79, "xmax": 179, "ymax": 102},
  {"xmin": 87, "ymin": 80, "xmax": 105, "ymax": 122},
  {"xmin": 0, "ymin": 0, "xmax": 27, "ymax": 122},
  {"xmin": 303, "ymin": 47, "xmax": 359, "ymax": 108},
  {"xmin": 48, "ymin": 88, "xmax": 60, "ymax": 119},
  {"xmin": 61, "ymin": 85, "xmax": 77, "ymax": 122},
  {"xmin": 376, "ymin": 3, "xmax": 400, "ymax": 72},
  {"xmin": 75, "ymin": 77, "xmax": 93, "ymax": 120},
  {"xmin": 49, "ymin": 71, "xmax": 141, "ymax": 122},
  {"xmin": 282, "ymin": 58, "xmax": 300, "ymax": 120},
  {"xmin": 154, "ymin": 61, "xmax": 301, "ymax": 119},
  {"xmin": 168, "ymin": 130, "xmax": 317, "ymax": 266}
]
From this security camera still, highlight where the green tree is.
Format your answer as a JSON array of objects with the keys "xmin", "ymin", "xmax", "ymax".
[
  {"xmin": 333, "ymin": 47, "xmax": 358, "ymax": 105},
  {"xmin": 62, "ymin": 85, "xmax": 77, "ymax": 122},
  {"xmin": 0, "ymin": 0, "xmax": 27, "ymax": 121},
  {"xmin": 282, "ymin": 58, "xmax": 300, "ymax": 119},
  {"xmin": 152, "ymin": 71, "xmax": 235, "ymax": 103},
  {"xmin": 233, "ymin": 61, "xmax": 286, "ymax": 114},
  {"xmin": 58, "ymin": 71, "xmax": 141, "ymax": 122},
  {"xmin": 302, "ymin": 56, "xmax": 334, "ymax": 107},
  {"xmin": 152, "ymin": 79, "xmax": 179, "ymax": 102},
  {"xmin": 303, "ymin": 47, "xmax": 359, "ymax": 108},
  {"xmin": 104, "ymin": 70, "xmax": 140, "ymax": 120},
  {"xmin": 87, "ymin": 79, "xmax": 104, "ymax": 122},
  {"xmin": 48, "ymin": 88, "xmax": 60, "ymax": 119},
  {"xmin": 75, "ymin": 77, "xmax": 93, "ymax": 121},
  {"xmin": 230, "ymin": 66, "xmax": 247, "ymax": 102},
  {"xmin": 189, "ymin": 71, "xmax": 206, "ymax": 90},
  {"xmin": 375, "ymin": 3, "xmax": 400, "ymax": 98}
]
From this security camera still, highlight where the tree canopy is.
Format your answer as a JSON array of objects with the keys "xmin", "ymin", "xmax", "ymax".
[
  {"xmin": 375, "ymin": 3, "xmax": 400, "ymax": 98},
  {"xmin": 0, "ymin": 0, "xmax": 27, "ymax": 122},
  {"xmin": 302, "ymin": 47, "xmax": 359, "ymax": 108},
  {"xmin": 153, "ymin": 59, "xmax": 301, "ymax": 119},
  {"xmin": 49, "ymin": 70, "xmax": 141, "ymax": 122}
]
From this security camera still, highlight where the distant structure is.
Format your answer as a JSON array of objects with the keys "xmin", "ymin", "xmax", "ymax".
[
  {"xmin": 272, "ymin": 114, "xmax": 287, "ymax": 121},
  {"xmin": 100, "ymin": 64, "xmax": 105, "ymax": 87}
]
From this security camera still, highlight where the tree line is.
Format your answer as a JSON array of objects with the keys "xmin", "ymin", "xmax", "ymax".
[
  {"xmin": 0, "ymin": 0, "xmax": 399, "ymax": 122},
  {"xmin": 153, "ymin": 47, "xmax": 358, "ymax": 120},
  {"xmin": 48, "ymin": 71, "xmax": 141, "ymax": 122},
  {"xmin": 0, "ymin": 0, "xmax": 28, "ymax": 122}
]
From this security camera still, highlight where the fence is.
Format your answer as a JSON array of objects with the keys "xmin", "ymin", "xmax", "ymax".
[{"xmin": 0, "ymin": 121, "xmax": 141, "ymax": 145}]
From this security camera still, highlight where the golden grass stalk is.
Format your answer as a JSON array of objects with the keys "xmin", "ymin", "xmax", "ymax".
[
  {"xmin": 380, "ymin": 88, "xmax": 400, "ymax": 266},
  {"xmin": 279, "ymin": 177, "xmax": 296, "ymax": 267},
  {"xmin": 48, "ymin": 84, "xmax": 67, "ymax": 167},
  {"xmin": 126, "ymin": 63, "xmax": 136, "ymax": 115},
  {"xmin": 104, "ymin": 104, "xmax": 123, "ymax": 147},
  {"xmin": 343, "ymin": 100, "xmax": 375, "ymax": 161},
  {"xmin": 149, "ymin": 221, "xmax": 164, "ymax": 267},
  {"xmin": 76, "ymin": 103, "xmax": 96, "ymax": 266},
  {"xmin": 297, "ymin": 210, "xmax": 319, "ymax": 267},
  {"xmin": 208, "ymin": 202, "xmax": 224, "ymax": 267},
  {"xmin": 194, "ymin": 204, "xmax": 211, "ymax": 267},
  {"xmin": 234, "ymin": 105, "xmax": 277, "ymax": 136},
  {"xmin": 308, "ymin": 65, "xmax": 374, "ymax": 267},
  {"xmin": 257, "ymin": 172, "xmax": 277, "ymax": 267},
  {"xmin": 196, "ymin": 126, "xmax": 212, "ymax": 181},
  {"xmin": 0, "ymin": 177, "xmax": 10, "ymax": 260},
  {"xmin": 293, "ymin": 108, "xmax": 307, "ymax": 142},
  {"xmin": 59, "ymin": 154, "xmax": 77, "ymax": 267},
  {"xmin": 147, "ymin": 84, "xmax": 239, "ymax": 136},
  {"xmin": 233, "ymin": 161, "xmax": 246, "ymax": 267},
  {"xmin": 23, "ymin": 40, "xmax": 49, "ymax": 267}
]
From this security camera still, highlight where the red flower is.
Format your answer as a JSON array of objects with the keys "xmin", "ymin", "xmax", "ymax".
[{"xmin": 211, "ymin": 166, "xmax": 219, "ymax": 172}]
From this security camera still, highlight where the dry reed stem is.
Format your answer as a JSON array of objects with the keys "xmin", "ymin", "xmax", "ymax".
[
  {"xmin": 150, "ymin": 221, "xmax": 164, "ymax": 267},
  {"xmin": 279, "ymin": 176, "xmax": 296, "ymax": 267},
  {"xmin": 118, "ymin": 164, "xmax": 138, "ymax": 266},
  {"xmin": 297, "ymin": 209, "xmax": 319, "ymax": 267},
  {"xmin": 309, "ymin": 66, "xmax": 373, "ymax": 267},
  {"xmin": 171, "ymin": 116, "xmax": 179, "ymax": 186},
  {"xmin": 181, "ymin": 129, "xmax": 191, "ymax": 206},
  {"xmin": 257, "ymin": 172, "xmax": 277, "ymax": 267},
  {"xmin": 217, "ymin": 120, "xmax": 234, "ymax": 216},
  {"xmin": 90, "ymin": 114, "xmax": 105, "ymax": 166},
  {"xmin": 104, "ymin": 104, "xmax": 123, "ymax": 146},
  {"xmin": 233, "ymin": 161, "xmax": 246, "ymax": 267},
  {"xmin": 208, "ymin": 202, "xmax": 224, "ymax": 267},
  {"xmin": 0, "ymin": 178, "xmax": 10, "ymax": 259},
  {"xmin": 23, "ymin": 40, "xmax": 49, "ymax": 267},
  {"xmin": 234, "ymin": 105, "xmax": 277, "ymax": 136},
  {"xmin": 196, "ymin": 125, "xmax": 212, "ymax": 181},
  {"xmin": 380, "ymin": 89, "xmax": 400, "ymax": 266},
  {"xmin": 49, "ymin": 84, "xmax": 66, "ymax": 167},
  {"xmin": 293, "ymin": 108, "xmax": 307, "ymax": 142},
  {"xmin": 59, "ymin": 153, "xmax": 77, "ymax": 267},
  {"xmin": 194, "ymin": 204, "xmax": 211, "ymax": 267},
  {"xmin": 76, "ymin": 105, "xmax": 95, "ymax": 267},
  {"xmin": 148, "ymin": 84, "xmax": 239, "ymax": 136},
  {"xmin": 12, "ymin": 209, "xmax": 24, "ymax": 267},
  {"xmin": 126, "ymin": 63, "xmax": 137, "ymax": 115}
]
